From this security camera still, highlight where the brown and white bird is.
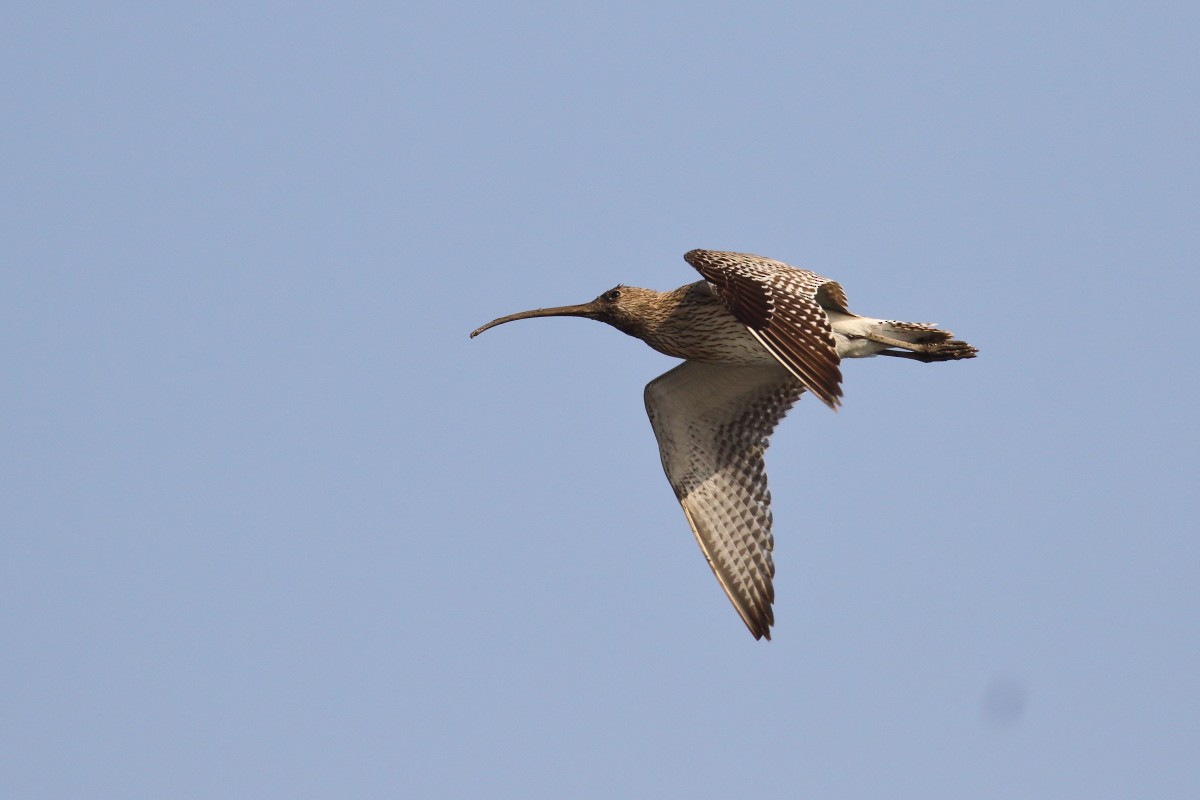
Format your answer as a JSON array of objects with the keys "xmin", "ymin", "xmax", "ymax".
[{"xmin": 470, "ymin": 249, "xmax": 976, "ymax": 640}]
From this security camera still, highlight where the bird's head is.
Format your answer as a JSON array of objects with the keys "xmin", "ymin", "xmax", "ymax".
[{"xmin": 470, "ymin": 285, "xmax": 664, "ymax": 339}]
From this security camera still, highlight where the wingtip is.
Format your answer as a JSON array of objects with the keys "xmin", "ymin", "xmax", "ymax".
[
  {"xmin": 812, "ymin": 383, "xmax": 843, "ymax": 412},
  {"xmin": 682, "ymin": 248, "xmax": 717, "ymax": 268},
  {"xmin": 746, "ymin": 618, "xmax": 773, "ymax": 641}
]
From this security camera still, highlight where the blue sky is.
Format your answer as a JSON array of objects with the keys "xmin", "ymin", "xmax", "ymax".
[{"xmin": 3, "ymin": 2, "xmax": 1197, "ymax": 797}]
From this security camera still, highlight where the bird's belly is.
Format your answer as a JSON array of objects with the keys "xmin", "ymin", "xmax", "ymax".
[
  {"xmin": 829, "ymin": 313, "xmax": 889, "ymax": 359},
  {"xmin": 833, "ymin": 332, "xmax": 888, "ymax": 358},
  {"xmin": 645, "ymin": 315, "xmax": 776, "ymax": 365},
  {"xmin": 686, "ymin": 333, "xmax": 778, "ymax": 365}
]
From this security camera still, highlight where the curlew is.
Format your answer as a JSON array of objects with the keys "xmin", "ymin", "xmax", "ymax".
[{"xmin": 470, "ymin": 249, "xmax": 976, "ymax": 640}]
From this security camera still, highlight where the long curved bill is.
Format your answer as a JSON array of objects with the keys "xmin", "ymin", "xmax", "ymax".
[{"xmin": 470, "ymin": 300, "xmax": 602, "ymax": 338}]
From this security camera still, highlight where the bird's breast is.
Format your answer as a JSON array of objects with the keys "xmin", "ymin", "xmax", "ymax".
[{"xmin": 642, "ymin": 302, "xmax": 776, "ymax": 365}]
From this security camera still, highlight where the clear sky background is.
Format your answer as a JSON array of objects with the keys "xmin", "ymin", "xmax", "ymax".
[{"xmin": 3, "ymin": 2, "xmax": 1197, "ymax": 797}]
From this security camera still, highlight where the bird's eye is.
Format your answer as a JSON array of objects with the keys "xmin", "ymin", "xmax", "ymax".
[{"xmin": 603, "ymin": 288, "xmax": 622, "ymax": 302}]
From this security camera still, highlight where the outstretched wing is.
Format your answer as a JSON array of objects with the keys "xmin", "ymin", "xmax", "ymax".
[
  {"xmin": 644, "ymin": 360, "xmax": 805, "ymax": 640},
  {"xmin": 683, "ymin": 249, "xmax": 843, "ymax": 409}
]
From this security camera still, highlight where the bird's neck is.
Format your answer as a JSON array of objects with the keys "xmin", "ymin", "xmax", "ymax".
[{"xmin": 624, "ymin": 282, "xmax": 733, "ymax": 360}]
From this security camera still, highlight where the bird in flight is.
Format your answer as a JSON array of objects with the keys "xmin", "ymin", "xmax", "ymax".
[{"xmin": 470, "ymin": 249, "xmax": 977, "ymax": 640}]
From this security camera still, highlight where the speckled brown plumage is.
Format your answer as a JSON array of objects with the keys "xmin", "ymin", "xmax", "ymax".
[
  {"xmin": 470, "ymin": 249, "xmax": 977, "ymax": 640},
  {"xmin": 684, "ymin": 249, "xmax": 845, "ymax": 409},
  {"xmin": 645, "ymin": 361, "xmax": 803, "ymax": 640}
]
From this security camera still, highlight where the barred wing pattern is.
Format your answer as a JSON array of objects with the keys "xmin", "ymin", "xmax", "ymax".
[
  {"xmin": 645, "ymin": 361, "xmax": 805, "ymax": 640},
  {"xmin": 683, "ymin": 249, "xmax": 844, "ymax": 409}
]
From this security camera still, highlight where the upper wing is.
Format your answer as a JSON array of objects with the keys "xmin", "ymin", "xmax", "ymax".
[
  {"xmin": 644, "ymin": 360, "xmax": 805, "ymax": 640},
  {"xmin": 683, "ymin": 249, "xmax": 843, "ymax": 410}
]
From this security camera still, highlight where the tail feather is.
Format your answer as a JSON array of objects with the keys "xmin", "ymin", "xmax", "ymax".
[
  {"xmin": 877, "ymin": 320, "xmax": 978, "ymax": 361},
  {"xmin": 832, "ymin": 313, "xmax": 978, "ymax": 361},
  {"xmin": 880, "ymin": 320, "xmax": 955, "ymax": 344}
]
